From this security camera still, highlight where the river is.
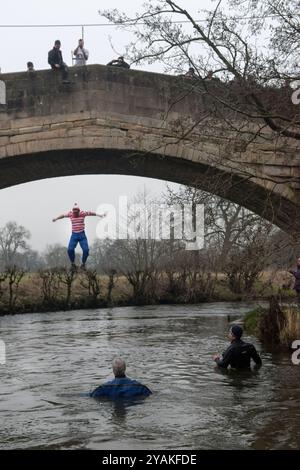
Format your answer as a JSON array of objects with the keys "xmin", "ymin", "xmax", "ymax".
[{"xmin": 0, "ymin": 302, "xmax": 299, "ymax": 450}]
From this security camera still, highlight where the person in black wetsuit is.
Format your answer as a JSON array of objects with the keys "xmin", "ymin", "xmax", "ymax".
[{"xmin": 213, "ymin": 325, "xmax": 262, "ymax": 369}]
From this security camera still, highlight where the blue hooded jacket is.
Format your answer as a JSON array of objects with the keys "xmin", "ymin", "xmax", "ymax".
[{"xmin": 89, "ymin": 376, "xmax": 152, "ymax": 399}]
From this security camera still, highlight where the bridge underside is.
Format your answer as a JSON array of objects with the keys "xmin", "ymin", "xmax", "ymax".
[{"xmin": 0, "ymin": 147, "xmax": 299, "ymax": 236}]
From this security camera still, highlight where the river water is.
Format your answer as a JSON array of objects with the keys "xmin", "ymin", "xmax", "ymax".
[{"xmin": 0, "ymin": 302, "xmax": 300, "ymax": 450}]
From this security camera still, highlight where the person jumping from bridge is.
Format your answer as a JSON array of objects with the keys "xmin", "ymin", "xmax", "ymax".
[{"xmin": 52, "ymin": 203, "xmax": 106, "ymax": 270}]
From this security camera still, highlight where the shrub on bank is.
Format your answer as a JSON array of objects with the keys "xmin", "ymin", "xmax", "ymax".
[
  {"xmin": 244, "ymin": 308, "xmax": 264, "ymax": 336},
  {"xmin": 279, "ymin": 306, "xmax": 300, "ymax": 347},
  {"xmin": 245, "ymin": 298, "xmax": 300, "ymax": 349}
]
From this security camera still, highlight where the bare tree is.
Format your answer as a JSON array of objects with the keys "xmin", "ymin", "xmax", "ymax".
[
  {"xmin": 43, "ymin": 244, "xmax": 72, "ymax": 269},
  {"xmin": 111, "ymin": 238, "xmax": 163, "ymax": 304},
  {"xmin": 0, "ymin": 222, "xmax": 30, "ymax": 268},
  {"xmin": 79, "ymin": 269, "xmax": 101, "ymax": 305},
  {"xmin": 107, "ymin": 269, "xmax": 117, "ymax": 306},
  {"xmin": 165, "ymin": 183, "xmax": 277, "ymax": 295},
  {"xmin": 5, "ymin": 265, "xmax": 25, "ymax": 312},
  {"xmin": 165, "ymin": 184, "xmax": 274, "ymax": 266},
  {"xmin": 100, "ymin": 0, "xmax": 300, "ymax": 141},
  {"xmin": 39, "ymin": 269, "xmax": 61, "ymax": 305},
  {"xmin": 15, "ymin": 249, "xmax": 44, "ymax": 272},
  {"xmin": 0, "ymin": 271, "xmax": 8, "ymax": 302},
  {"xmin": 57, "ymin": 268, "xmax": 77, "ymax": 307}
]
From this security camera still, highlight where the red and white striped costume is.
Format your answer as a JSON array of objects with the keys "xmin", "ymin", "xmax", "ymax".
[{"xmin": 65, "ymin": 211, "xmax": 94, "ymax": 233}]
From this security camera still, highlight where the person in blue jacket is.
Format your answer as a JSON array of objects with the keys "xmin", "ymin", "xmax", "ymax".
[{"xmin": 90, "ymin": 357, "xmax": 152, "ymax": 399}]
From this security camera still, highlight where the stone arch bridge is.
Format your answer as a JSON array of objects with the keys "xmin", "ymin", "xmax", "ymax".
[{"xmin": 0, "ymin": 64, "xmax": 300, "ymax": 235}]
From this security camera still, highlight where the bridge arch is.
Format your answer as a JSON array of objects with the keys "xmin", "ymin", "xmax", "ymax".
[{"xmin": 0, "ymin": 64, "xmax": 300, "ymax": 234}]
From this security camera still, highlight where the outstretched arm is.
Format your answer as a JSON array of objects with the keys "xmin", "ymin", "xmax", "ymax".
[
  {"xmin": 52, "ymin": 214, "xmax": 66, "ymax": 222},
  {"xmin": 85, "ymin": 211, "xmax": 107, "ymax": 218}
]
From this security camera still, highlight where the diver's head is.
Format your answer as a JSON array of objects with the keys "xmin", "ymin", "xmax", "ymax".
[
  {"xmin": 229, "ymin": 324, "xmax": 243, "ymax": 341},
  {"xmin": 112, "ymin": 357, "xmax": 126, "ymax": 378}
]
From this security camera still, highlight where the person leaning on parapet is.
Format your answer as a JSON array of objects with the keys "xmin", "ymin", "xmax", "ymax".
[
  {"xmin": 48, "ymin": 40, "xmax": 70, "ymax": 84},
  {"xmin": 213, "ymin": 325, "xmax": 262, "ymax": 370},
  {"xmin": 89, "ymin": 357, "xmax": 152, "ymax": 399},
  {"xmin": 107, "ymin": 56, "xmax": 130, "ymax": 69},
  {"xmin": 184, "ymin": 67, "xmax": 196, "ymax": 80},
  {"xmin": 288, "ymin": 258, "xmax": 300, "ymax": 303},
  {"xmin": 204, "ymin": 69, "xmax": 221, "ymax": 82},
  {"xmin": 73, "ymin": 39, "xmax": 89, "ymax": 66}
]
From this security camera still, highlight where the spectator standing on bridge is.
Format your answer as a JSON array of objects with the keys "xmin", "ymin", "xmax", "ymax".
[
  {"xmin": 213, "ymin": 325, "xmax": 262, "ymax": 369},
  {"xmin": 288, "ymin": 258, "xmax": 300, "ymax": 303},
  {"xmin": 48, "ymin": 40, "xmax": 70, "ymax": 84},
  {"xmin": 73, "ymin": 39, "xmax": 89, "ymax": 66},
  {"xmin": 107, "ymin": 56, "xmax": 130, "ymax": 69},
  {"xmin": 52, "ymin": 203, "xmax": 106, "ymax": 271},
  {"xmin": 27, "ymin": 62, "xmax": 35, "ymax": 72},
  {"xmin": 89, "ymin": 357, "xmax": 152, "ymax": 399}
]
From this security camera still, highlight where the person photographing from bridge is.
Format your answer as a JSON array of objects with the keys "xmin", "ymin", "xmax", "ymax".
[
  {"xmin": 107, "ymin": 56, "xmax": 130, "ymax": 69},
  {"xmin": 52, "ymin": 203, "xmax": 106, "ymax": 270},
  {"xmin": 213, "ymin": 325, "xmax": 262, "ymax": 370},
  {"xmin": 73, "ymin": 39, "xmax": 89, "ymax": 66}
]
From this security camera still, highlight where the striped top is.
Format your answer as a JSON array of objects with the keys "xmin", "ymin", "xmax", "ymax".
[{"xmin": 65, "ymin": 211, "xmax": 94, "ymax": 233}]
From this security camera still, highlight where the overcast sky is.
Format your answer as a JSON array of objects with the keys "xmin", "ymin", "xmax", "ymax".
[{"xmin": 0, "ymin": 0, "xmax": 212, "ymax": 252}]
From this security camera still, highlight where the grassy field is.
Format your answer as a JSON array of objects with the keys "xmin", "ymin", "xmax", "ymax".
[{"xmin": 0, "ymin": 269, "xmax": 298, "ymax": 316}]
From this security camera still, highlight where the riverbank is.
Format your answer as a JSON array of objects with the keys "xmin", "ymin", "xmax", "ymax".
[
  {"xmin": 0, "ymin": 269, "xmax": 296, "ymax": 316},
  {"xmin": 244, "ymin": 299, "xmax": 300, "ymax": 349}
]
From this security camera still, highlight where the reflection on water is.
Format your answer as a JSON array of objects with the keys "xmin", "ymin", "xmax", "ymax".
[{"xmin": 0, "ymin": 302, "xmax": 299, "ymax": 450}]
